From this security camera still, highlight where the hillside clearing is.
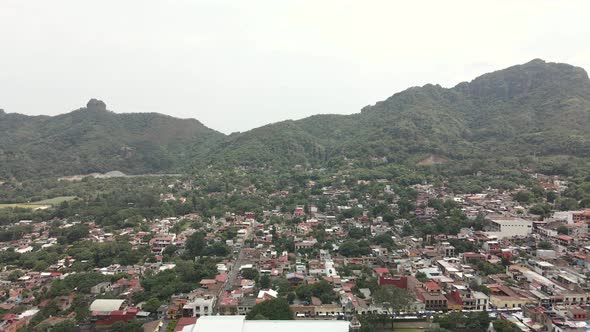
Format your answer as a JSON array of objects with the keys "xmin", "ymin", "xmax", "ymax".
[{"xmin": 0, "ymin": 196, "xmax": 77, "ymax": 210}]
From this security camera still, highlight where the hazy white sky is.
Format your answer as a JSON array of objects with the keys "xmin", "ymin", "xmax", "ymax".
[{"xmin": 1, "ymin": 0, "xmax": 589, "ymax": 133}]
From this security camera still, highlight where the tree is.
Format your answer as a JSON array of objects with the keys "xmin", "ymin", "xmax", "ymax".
[
  {"xmin": 202, "ymin": 242, "xmax": 229, "ymax": 257},
  {"xmin": 259, "ymin": 274, "xmax": 271, "ymax": 289},
  {"xmin": 358, "ymin": 312, "xmax": 390, "ymax": 332},
  {"xmin": 501, "ymin": 256, "xmax": 511, "ymax": 266},
  {"xmin": 339, "ymin": 240, "xmax": 371, "ymax": 257},
  {"xmin": 373, "ymin": 285, "xmax": 415, "ymax": 328},
  {"xmin": 538, "ymin": 240, "xmax": 552, "ymax": 250},
  {"xmin": 185, "ymin": 232, "xmax": 206, "ymax": 258},
  {"xmin": 65, "ymin": 224, "xmax": 90, "ymax": 243},
  {"xmin": 493, "ymin": 319, "xmax": 518, "ymax": 332},
  {"xmin": 273, "ymin": 278, "xmax": 291, "ymax": 296},
  {"xmin": 473, "ymin": 260, "xmax": 505, "ymax": 276},
  {"xmin": 72, "ymin": 294, "xmax": 90, "ymax": 322},
  {"xmin": 139, "ymin": 259, "xmax": 216, "ymax": 301},
  {"xmin": 48, "ymin": 320, "xmax": 76, "ymax": 332},
  {"xmin": 401, "ymin": 224, "xmax": 413, "ymax": 237},
  {"xmin": 165, "ymin": 320, "xmax": 178, "ymax": 332},
  {"xmin": 163, "ymin": 245, "xmax": 178, "ymax": 258},
  {"xmin": 415, "ymin": 271, "xmax": 429, "ymax": 282},
  {"xmin": 246, "ymin": 298, "xmax": 293, "ymax": 320},
  {"xmin": 311, "ymin": 280, "xmax": 337, "ymax": 304},
  {"xmin": 580, "ymin": 197, "xmax": 590, "ymax": 208},
  {"xmin": 558, "ymin": 198, "xmax": 579, "ymax": 211},
  {"xmin": 372, "ymin": 233, "xmax": 395, "ymax": 248},
  {"xmin": 383, "ymin": 213, "xmax": 395, "ymax": 224},
  {"xmin": 295, "ymin": 281, "xmax": 336, "ymax": 304},
  {"xmin": 142, "ymin": 297, "xmax": 161, "ymax": 313},
  {"xmin": 448, "ymin": 238, "xmax": 477, "ymax": 254},
  {"xmin": 241, "ymin": 268, "xmax": 259, "ymax": 281},
  {"xmin": 110, "ymin": 320, "xmax": 143, "ymax": 332},
  {"xmin": 465, "ymin": 311, "xmax": 491, "ymax": 331},
  {"xmin": 8, "ymin": 270, "xmax": 24, "ymax": 282},
  {"xmin": 348, "ymin": 227, "xmax": 365, "ymax": 239},
  {"xmin": 469, "ymin": 280, "xmax": 490, "ymax": 295},
  {"xmin": 529, "ymin": 203, "xmax": 552, "ymax": 217},
  {"xmin": 557, "ymin": 225, "xmax": 569, "ymax": 235},
  {"xmin": 295, "ymin": 284, "xmax": 313, "ymax": 302},
  {"xmin": 546, "ymin": 191, "xmax": 558, "ymax": 203},
  {"xmin": 434, "ymin": 312, "xmax": 463, "ymax": 330},
  {"xmin": 437, "ymin": 311, "xmax": 489, "ymax": 332},
  {"xmin": 514, "ymin": 191, "xmax": 533, "ymax": 204},
  {"xmin": 427, "ymin": 198, "xmax": 444, "ymax": 211},
  {"xmin": 287, "ymin": 292, "xmax": 296, "ymax": 304}
]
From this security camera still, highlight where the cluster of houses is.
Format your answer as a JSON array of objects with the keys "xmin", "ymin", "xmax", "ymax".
[{"xmin": 3, "ymin": 172, "xmax": 590, "ymax": 331}]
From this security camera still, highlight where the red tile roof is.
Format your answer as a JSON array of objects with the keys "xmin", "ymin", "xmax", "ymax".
[
  {"xmin": 424, "ymin": 281, "xmax": 441, "ymax": 291},
  {"xmin": 215, "ymin": 274, "xmax": 229, "ymax": 283},
  {"xmin": 175, "ymin": 317, "xmax": 197, "ymax": 332}
]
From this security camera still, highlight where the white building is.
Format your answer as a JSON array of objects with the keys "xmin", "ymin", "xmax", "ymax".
[
  {"xmin": 473, "ymin": 291, "xmax": 490, "ymax": 311},
  {"xmin": 485, "ymin": 217, "xmax": 532, "ymax": 239},
  {"xmin": 89, "ymin": 299, "xmax": 125, "ymax": 313},
  {"xmin": 183, "ymin": 316, "xmax": 349, "ymax": 332},
  {"xmin": 184, "ymin": 296, "xmax": 216, "ymax": 317},
  {"xmin": 325, "ymin": 259, "xmax": 338, "ymax": 277},
  {"xmin": 553, "ymin": 211, "xmax": 577, "ymax": 224}
]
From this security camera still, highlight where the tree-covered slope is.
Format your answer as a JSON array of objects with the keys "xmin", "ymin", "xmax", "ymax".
[
  {"xmin": 0, "ymin": 99, "xmax": 224, "ymax": 178},
  {"xmin": 211, "ymin": 59, "xmax": 590, "ymax": 166},
  {"xmin": 459, "ymin": 59, "xmax": 590, "ymax": 156},
  {"xmin": 2, "ymin": 59, "xmax": 590, "ymax": 178}
]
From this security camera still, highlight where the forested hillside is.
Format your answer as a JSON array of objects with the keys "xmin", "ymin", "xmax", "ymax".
[
  {"xmin": 212, "ymin": 59, "xmax": 590, "ymax": 166},
  {"xmin": 0, "ymin": 99, "xmax": 224, "ymax": 178},
  {"xmin": 2, "ymin": 59, "xmax": 590, "ymax": 179}
]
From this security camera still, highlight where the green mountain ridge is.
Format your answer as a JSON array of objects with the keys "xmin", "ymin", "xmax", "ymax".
[
  {"xmin": 0, "ymin": 99, "xmax": 225, "ymax": 178},
  {"xmin": 213, "ymin": 59, "xmax": 590, "ymax": 166},
  {"xmin": 1, "ymin": 59, "xmax": 590, "ymax": 178}
]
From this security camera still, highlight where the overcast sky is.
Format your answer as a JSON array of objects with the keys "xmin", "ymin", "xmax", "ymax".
[{"xmin": 1, "ymin": 1, "xmax": 589, "ymax": 134}]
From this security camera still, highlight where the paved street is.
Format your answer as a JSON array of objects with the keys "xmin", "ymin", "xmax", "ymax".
[
  {"xmin": 224, "ymin": 246, "xmax": 245, "ymax": 292},
  {"xmin": 214, "ymin": 224, "xmax": 254, "ymax": 313}
]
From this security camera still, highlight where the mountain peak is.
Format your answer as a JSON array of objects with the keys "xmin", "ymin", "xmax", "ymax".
[
  {"xmin": 525, "ymin": 58, "xmax": 546, "ymax": 65},
  {"xmin": 460, "ymin": 59, "xmax": 590, "ymax": 101},
  {"xmin": 86, "ymin": 99, "xmax": 108, "ymax": 112}
]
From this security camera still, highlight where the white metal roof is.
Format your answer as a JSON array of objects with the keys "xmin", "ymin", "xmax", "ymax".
[
  {"xmin": 191, "ymin": 316, "xmax": 349, "ymax": 332},
  {"xmin": 89, "ymin": 299, "xmax": 125, "ymax": 312},
  {"xmin": 243, "ymin": 320, "xmax": 349, "ymax": 332}
]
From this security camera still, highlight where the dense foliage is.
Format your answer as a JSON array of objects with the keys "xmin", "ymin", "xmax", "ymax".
[
  {"xmin": 435, "ymin": 311, "xmax": 491, "ymax": 332},
  {"xmin": 0, "ymin": 99, "xmax": 224, "ymax": 179},
  {"xmin": 137, "ymin": 259, "xmax": 217, "ymax": 301},
  {"xmin": 246, "ymin": 298, "xmax": 293, "ymax": 320}
]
